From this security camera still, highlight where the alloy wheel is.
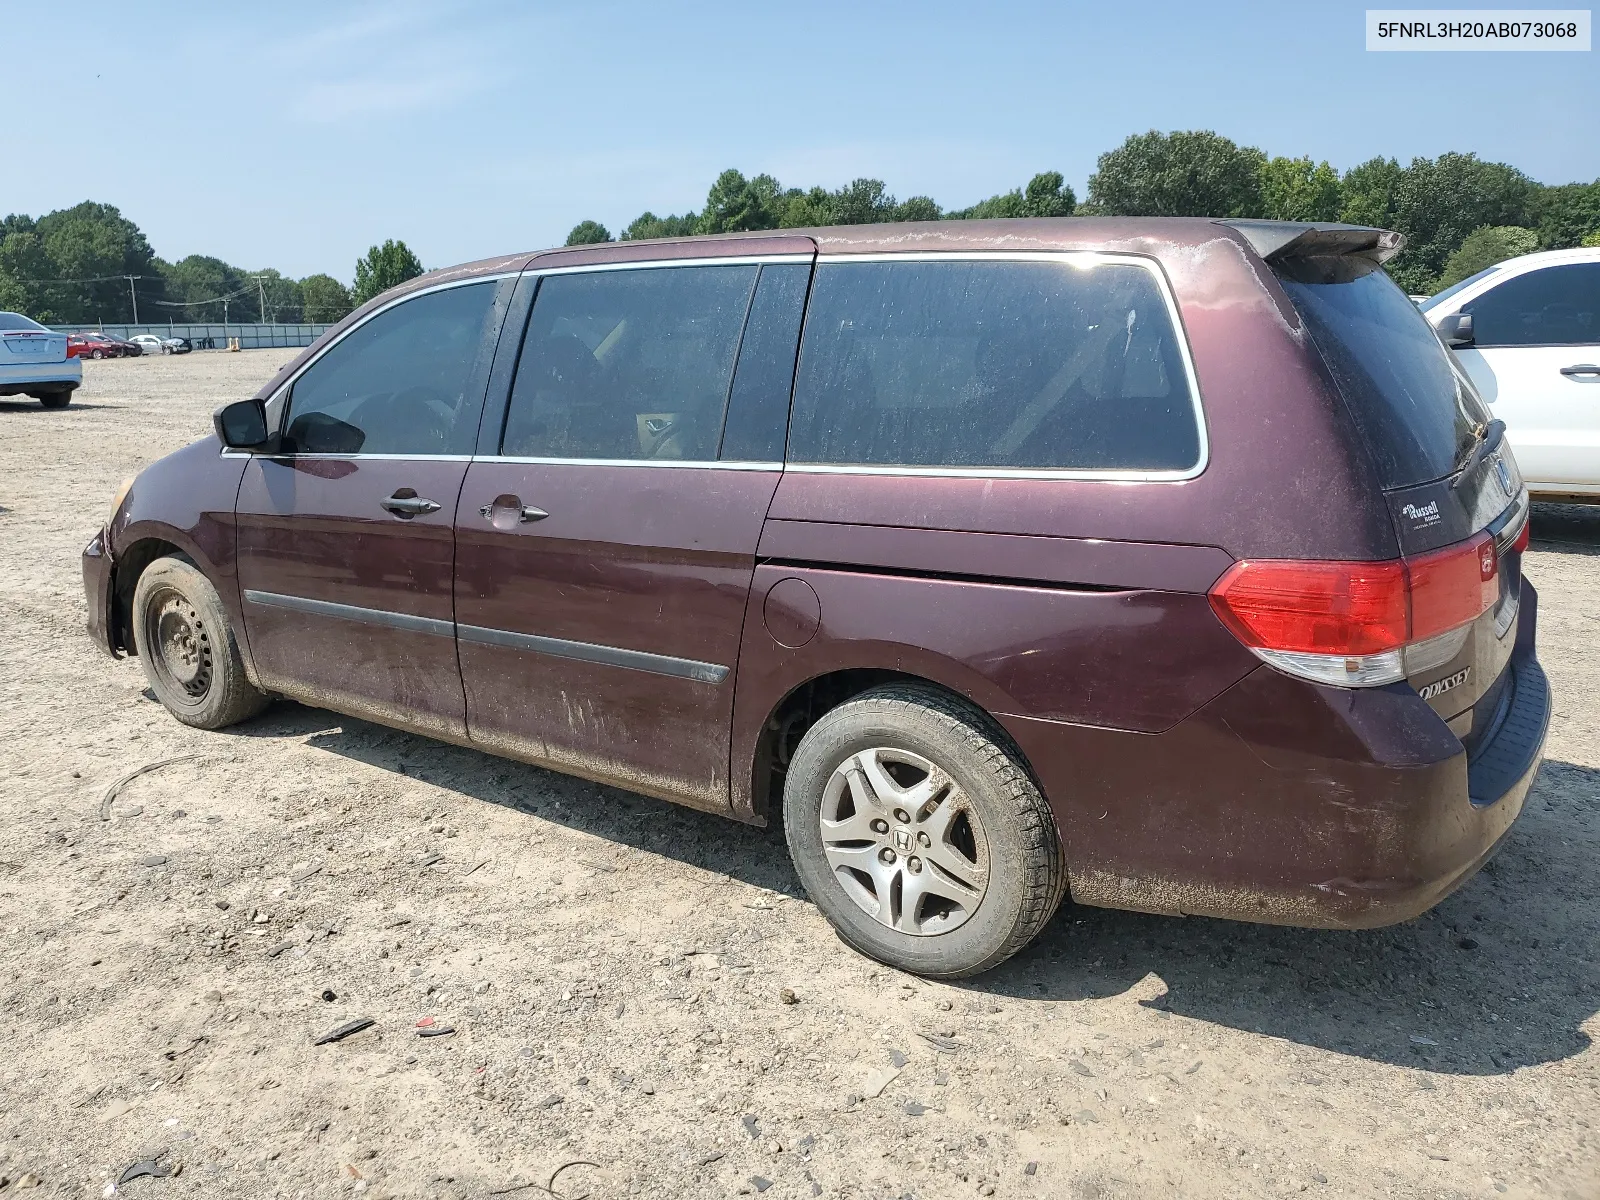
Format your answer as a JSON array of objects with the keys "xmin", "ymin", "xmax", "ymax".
[{"xmin": 818, "ymin": 746, "xmax": 990, "ymax": 935}]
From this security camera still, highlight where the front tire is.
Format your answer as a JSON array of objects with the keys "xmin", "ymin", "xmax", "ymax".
[
  {"xmin": 782, "ymin": 684, "xmax": 1066, "ymax": 979},
  {"xmin": 131, "ymin": 556, "xmax": 269, "ymax": 729}
]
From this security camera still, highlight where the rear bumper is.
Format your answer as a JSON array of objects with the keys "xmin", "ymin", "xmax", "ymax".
[
  {"xmin": 1002, "ymin": 576, "xmax": 1550, "ymax": 930},
  {"xmin": 0, "ymin": 359, "xmax": 82, "ymax": 394},
  {"xmin": 82, "ymin": 530, "xmax": 120, "ymax": 658}
]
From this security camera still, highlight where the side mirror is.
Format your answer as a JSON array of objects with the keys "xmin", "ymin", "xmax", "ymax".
[
  {"xmin": 213, "ymin": 398, "xmax": 270, "ymax": 448},
  {"xmin": 1435, "ymin": 312, "xmax": 1475, "ymax": 347}
]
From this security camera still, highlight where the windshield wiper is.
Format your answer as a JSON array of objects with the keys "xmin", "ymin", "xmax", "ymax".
[{"xmin": 1451, "ymin": 419, "xmax": 1506, "ymax": 489}]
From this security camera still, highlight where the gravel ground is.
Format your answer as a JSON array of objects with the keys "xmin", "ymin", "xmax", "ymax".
[{"xmin": 1, "ymin": 351, "xmax": 1597, "ymax": 1200}]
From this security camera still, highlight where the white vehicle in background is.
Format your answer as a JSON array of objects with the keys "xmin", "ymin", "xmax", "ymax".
[
  {"xmin": 0, "ymin": 312, "xmax": 81, "ymax": 408},
  {"xmin": 1421, "ymin": 247, "xmax": 1600, "ymax": 501},
  {"xmin": 129, "ymin": 333, "xmax": 192, "ymax": 355}
]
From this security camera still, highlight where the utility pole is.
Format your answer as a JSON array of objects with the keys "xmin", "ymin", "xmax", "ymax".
[
  {"xmin": 124, "ymin": 275, "xmax": 142, "ymax": 324},
  {"xmin": 253, "ymin": 275, "xmax": 269, "ymax": 325}
]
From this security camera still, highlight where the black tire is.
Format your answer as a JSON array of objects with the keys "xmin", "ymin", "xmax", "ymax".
[
  {"xmin": 37, "ymin": 391, "xmax": 72, "ymax": 409},
  {"xmin": 782, "ymin": 684, "xmax": 1067, "ymax": 979},
  {"xmin": 91, "ymin": 349, "xmax": 104, "ymax": 359},
  {"xmin": 131, "ymin": 555, "xmax": 269, "ymax": 729}
]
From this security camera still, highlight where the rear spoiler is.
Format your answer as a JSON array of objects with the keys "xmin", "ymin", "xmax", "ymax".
[{"xmin": 1218, "ymin": 220, "xmax": 1405, "ymax": 266}]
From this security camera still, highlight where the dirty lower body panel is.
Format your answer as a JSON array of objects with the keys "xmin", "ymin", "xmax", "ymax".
[{"xmin": 1001, "ymin": 577, "xmax": 1550, "ymax": 930}]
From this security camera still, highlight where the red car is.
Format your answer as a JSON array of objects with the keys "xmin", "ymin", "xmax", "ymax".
[{"xmin": 67, "ymin": 332, "xmax": 137, "ymax": 359}]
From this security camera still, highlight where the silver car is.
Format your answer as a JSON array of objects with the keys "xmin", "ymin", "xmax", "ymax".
[{"xmin": 0, "ymin": 312, "xmax": 81, "ymax": 407}]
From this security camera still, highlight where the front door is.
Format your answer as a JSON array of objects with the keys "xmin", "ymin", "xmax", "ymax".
[
  {"xmin": 454, "ymin": 255, "xmax": 811, "ymax": 810},
  {"xmin": 1457, "ymin": 260, "xmax": 1600, "ymax": 489},
  {"xmin": 236, "ymin": 278, "xmax": 508, "ymax": 740}
]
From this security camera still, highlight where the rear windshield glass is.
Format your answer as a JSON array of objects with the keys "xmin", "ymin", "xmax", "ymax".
[
  {"xmin": 0, "ymin": 313, "xmax": 46, "ymax": 331},
  {"xmin": 1280, "ymin": 268, "xmax": 1489, "ymax": 489},
  {"xmin": 788, "ymin": 259, "xmax": 1202, "ymax": 473}
]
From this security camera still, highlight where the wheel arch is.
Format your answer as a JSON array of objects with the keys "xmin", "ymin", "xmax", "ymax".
[
  {"xmin": 109, "ymin": 533, "xmax": 190, "ymax": 655},
  {"xmin": 742, "ymin": 667, "xmax": 1046, "ymax": 827}
]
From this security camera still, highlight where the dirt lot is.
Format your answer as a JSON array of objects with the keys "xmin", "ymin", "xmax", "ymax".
[{"xmin": 1, "ymin": 350, "xmax": 1597, "ymax": 1200}]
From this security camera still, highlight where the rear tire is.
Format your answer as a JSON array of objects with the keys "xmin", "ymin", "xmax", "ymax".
[
  {"xmin": 131, "ymin": 556, "xmax": 269, "ymax": 729},
  {"xmin": 91, "ymin": 349, "xmax": 104, "ymax": 359},
  {"xmin": 37, "ymin": 391, "xmax": 72, "ymax": 409},
  {"xmin": 782, "ymin": 683, "xmax": 1067, "ymax": 979}
]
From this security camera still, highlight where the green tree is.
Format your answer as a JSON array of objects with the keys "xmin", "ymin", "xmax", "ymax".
[
  {"xmin": 894, "ymin": 196, "xmax": 942, "ymax": 222},
  {"xmin": 352, "ymin": 239, "xmax": 424, "ymax": 305},
  {"xmin": 950, "ymin": 171, "xmax": 1077, "ymax": 220},
  {"xmin": 1584, "ymin": 229, "xmax": 1600, "ymax": 248},
  {"xmin": 1437, "ymin": 226, "xmax": 1540, "ymax": 288},
  {"xmin": 249, "ymin": 269, "xmax": 303, "ymax": 324},
  {"xmin": 1260, "ymin": 156, "xmax": 1342, "ymax": 222},
  {"xmin": 300, "ymin": 273, "xmax": 353, "ymax": 323},
  {"xmin": 1086, "ymin": 130, "xmax": 1267, "ymax": 218},
  {"xmin": 698, "ymin": 170, "xmax": 783, "ymax": 234},
  {"xmin": 776, "ymin": 186, "xmax": 835, "ymax": 228},
  {"xmin": 0, "ymin": 225, "xmax": 56, "ymax": 321},
  {"xmin": 829, "ymin": 179, "xmax": 897, "ymax": 225},
  {"xmin": 1385, "ymin": 153, "xmax": 1536, "ymax": 293},
  {"xmin": 0, "ymin": 202, "xmax": 162, "ymax": 323},
  {"xmin": 1338, "ymin": 157, "xmax": 1406, "ymax": 228},
  {"xmin": 564, "ymin": 221, "xmax": 613, "ymax": 246},
  {"xmin": 158, "ymin": 255, "xmax": 252, "ymax": 323},
  {"xmin": 1530, "ymin": 180, "xmax": 1600, "ymax": 249},
  {"xmin": 621, "ymin": 212, "xmax": 699, "ymax": 240}
]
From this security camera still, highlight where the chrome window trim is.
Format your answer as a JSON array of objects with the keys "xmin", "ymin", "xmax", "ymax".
[
  {"xmin": 457, "ymin": 624, "xmax": 728, "ymax": 684},
  {"xmin": 476, "ymin": 456, "xmax": 783, "ymax": 471},
  {"xmin": 224, "ymin": 451, "xmax": 474, "ymax": 462},
  {"xmin": 783, "ymin": 462, "xmax": 1194, "ymax": 482},
  {"xmin": 242, "ymin": 589, "xmax": 454, "ymax": 638},
  {"xmin": 522, "ymin": 253, "xmax": 812, "ymax": 280},
  {"xmin": 795, "ymin": 250, "xmax": 1210, "ymax": 483}
]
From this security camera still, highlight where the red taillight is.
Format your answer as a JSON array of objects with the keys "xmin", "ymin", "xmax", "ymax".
[
  {"xmin": 1408, "ymin": 533, "xmax": 1498, "ymax": 642},
  {"xmin": 1511, "ymin": 520, "xmax": 1530, "ymax": 554},
  {"xmin": 1209, "ymin": 533, "xmax": 1498, "ymax": 658},
  {"xmin": 1209, "ymin": 558, "xmax": 1408, "ymax": 655}
]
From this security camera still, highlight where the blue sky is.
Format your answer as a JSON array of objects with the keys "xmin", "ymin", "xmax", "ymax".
[{"xmin": 8, "ymin": 0, "xmax": 1596, "ymax": 280}]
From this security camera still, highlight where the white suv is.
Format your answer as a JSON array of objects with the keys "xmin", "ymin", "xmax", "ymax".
[
  {"xmin": 0, "ymin": 311, "xmax": 81, "ymax": 407},
  {"xmin": 1421, "ymin": 247, "xmax": 1600, "ymax": 501}
]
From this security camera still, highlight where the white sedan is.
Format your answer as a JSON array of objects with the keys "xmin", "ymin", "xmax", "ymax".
[
  {"xmin": 1422, "ymin": 247, "xmax": 1600, "ymax": 501},
  {"xmin": 129, "ymin": 333, "xmax": 188, "ymax": 355},
  {"xmin": 0, "ymin": 311, "xmax": 81, "ymax": 407}
]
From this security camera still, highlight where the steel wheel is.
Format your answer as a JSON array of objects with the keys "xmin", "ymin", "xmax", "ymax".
[
  {"xmin": 143, "ymin": 586, "xmax": 214, "ymax": 707},
  {"xmin": 819, "ymin": 746, "xmax": 990, "ymax": 936}
]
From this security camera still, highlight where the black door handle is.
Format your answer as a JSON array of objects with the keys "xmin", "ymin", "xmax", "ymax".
[
  {"xmin": 1559, "ymin": 364, "xmax": 1600, "ymax": 377},
  {"xmin": 381, "ymin": 492, "xmax": 442, "ymax": 517}
]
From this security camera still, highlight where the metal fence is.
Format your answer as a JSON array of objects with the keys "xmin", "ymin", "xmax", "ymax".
[{"xmin": 50, "ymin": 323, "xmax": 332, "ymax": 350}]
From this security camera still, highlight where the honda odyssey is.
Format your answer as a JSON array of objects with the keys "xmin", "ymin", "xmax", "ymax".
[{"xmin": 82, "ymin": 218, "xmax": 1550, "ymax": 978}]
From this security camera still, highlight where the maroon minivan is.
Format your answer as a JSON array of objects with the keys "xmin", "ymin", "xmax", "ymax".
[{"xmin": 82, "ymin": 218, "xmax": 1550, "ymax": 978}]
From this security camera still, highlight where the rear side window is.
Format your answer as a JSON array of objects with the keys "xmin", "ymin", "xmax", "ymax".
[
  {"xmin": 501, "ymin": 264, "xmax": 758, "ymax": 461},
  {"xmin": 1280, "ymin": 269, "xmax": 1489, "ymax": 489},
  {"xmin": 1462, "ymin": 263, "xmax": 1600, "ymax": 347},
  {"xmin": 284, "ymin": 282, "xmax": 499, "ymax": 455},
  {"xmin": 787, "ymin": 258, "xmax": 1202, "ymax": 473}
]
